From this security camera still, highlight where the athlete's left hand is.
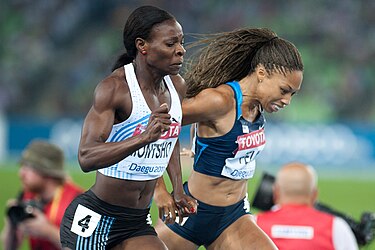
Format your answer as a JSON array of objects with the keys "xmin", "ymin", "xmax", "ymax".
[{"xmin": 173, "ymin": 192, "xmax": 198, "ymax": 218}]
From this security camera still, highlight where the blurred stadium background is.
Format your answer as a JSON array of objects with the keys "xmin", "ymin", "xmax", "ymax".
[{"xmin": 0, "ymin": 0, "xmax": 374, "ymax": 249}]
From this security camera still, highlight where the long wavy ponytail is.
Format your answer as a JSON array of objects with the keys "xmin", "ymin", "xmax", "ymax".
[{"xmin": 185, "ymin": 28, "xmax": 303, "ymax": 98}]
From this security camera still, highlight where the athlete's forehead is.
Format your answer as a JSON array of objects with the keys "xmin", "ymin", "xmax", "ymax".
[{"xmin": 149, "ymin": 19, "xmax": 183, "ymax": 41}]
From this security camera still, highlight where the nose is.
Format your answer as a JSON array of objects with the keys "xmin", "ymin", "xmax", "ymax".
[
  {"xmin": 19, "ymin": 164, "xmax": 33, "ymax": 177},
  {"xmin": 281, "ymin": 95, "xmax": 292, "ymax": 106},
  {"xmin": 19, "ymin": 166, "xmax": 26, "ymax": 178},
  {"xmin": 176, "ymin": 43, "xmax": 186, "ymax": 56}
]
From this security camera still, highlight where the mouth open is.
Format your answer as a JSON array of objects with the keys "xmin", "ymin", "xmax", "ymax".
[
  {"xmin": 172, "ymin": 62, "xmax": 183, "ymax": 67},
  {"xmin": 272, "ymin": 104, "xmax": 285, "ymax": 112}
]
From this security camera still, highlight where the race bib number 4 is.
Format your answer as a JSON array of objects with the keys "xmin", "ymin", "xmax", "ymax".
[{"xmin": 71, "ymin": 204, "xmax": 102, "ymax": 237}]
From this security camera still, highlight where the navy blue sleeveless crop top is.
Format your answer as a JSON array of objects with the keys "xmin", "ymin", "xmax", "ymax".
[{"xmin": 193, "ymin": 81, "xmax": 266, "ymax": 180}]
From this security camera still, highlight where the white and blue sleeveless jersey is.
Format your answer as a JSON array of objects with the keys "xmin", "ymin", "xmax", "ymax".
[
  {"xmin": 98, "ymin": 63, "xmax": 182, "ymax": 181},
  {"xmin": 193, "ymin": 81, "xmax": 266, "ymax": 180}
]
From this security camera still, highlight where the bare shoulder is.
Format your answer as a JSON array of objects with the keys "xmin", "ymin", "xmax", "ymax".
[
  {"xmin": 93, "ymin": 68, "xmax": 129, "ymax": 110},
  {"xmin": 183, "ymin": 84, "xmax": 235, "ymax": 123},
  {"xmin": 197, "ymin": 84, "xmax": 235, "ymax": 112},
  {"xmin": 97, "ymin": 68, "xmax": 128, "ymax": 93}
]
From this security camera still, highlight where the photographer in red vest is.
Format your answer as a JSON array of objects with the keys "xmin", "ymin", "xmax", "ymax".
[
  {"xmin": 1, "ymin": 139, "xmax": 82, "ymax": 250},
  {"xmin": 255, "ymin": 162, "xmax": 358, "ymax": 250}
]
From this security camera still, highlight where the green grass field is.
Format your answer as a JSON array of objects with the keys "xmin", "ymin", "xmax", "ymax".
[{"xmin": 1, "ymin": 161, "xmax": 374, "ymax": 250}]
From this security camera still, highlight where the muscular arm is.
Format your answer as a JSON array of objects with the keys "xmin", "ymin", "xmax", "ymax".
[
  {"xmin": 153, "ymin": 75, "xmax": 197, "ymax": 221},
  {"xmin": 167, "ymin": 75, "xmax": 188, "ymax": 197},
  {"xmin": 154, "ymin": 142, "xmax": 183, "ymax": 223},
  {"xmin": 166, "ymin": 141, "xmax": 184, "ymax": 197},
  {"xmin": 78, "ymin": 76, "xmax": 170, "ymax": 172},
  {"xmin": 182, "ymin": 86, "xmax": 234, "ymax": 126}
]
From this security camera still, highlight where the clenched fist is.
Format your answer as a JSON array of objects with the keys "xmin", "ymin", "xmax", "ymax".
[{"xmin": 144, "ymin": 103, "xmax": 172, "ymax": 142}]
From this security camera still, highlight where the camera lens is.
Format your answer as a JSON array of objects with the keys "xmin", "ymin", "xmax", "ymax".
[
  {"xmin": 7, "ymin": 203, "xmax": 35, "ymax": 226},
  {"xmin": 25, "ymin": 205, "xmax": 34, "ymax": 214}
]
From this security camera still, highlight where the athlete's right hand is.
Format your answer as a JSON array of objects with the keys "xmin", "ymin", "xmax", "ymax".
[{"xmin": 143, "ymin": 103, "xmax": 171, "ymax": 142}]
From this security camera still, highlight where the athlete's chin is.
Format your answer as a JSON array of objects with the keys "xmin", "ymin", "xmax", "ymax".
[
  {"xmin": 169, "ymin": 64, "xmax": 182, "ymax": 74},
  {"xmin": 265, "ymin": 103, "xmax": 284, "ymax": 113},
  {"xmin": 264, "ymin": 105, "xmax": 276, "ymax": 113},
  {"xmin": 168, "ymin": 69, "xmax": 181, "ymax": 75}
]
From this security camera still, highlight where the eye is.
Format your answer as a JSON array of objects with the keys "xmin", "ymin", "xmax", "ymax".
[
  {"xmin": 280, "ymin": 88, "xmax": 288, "ymax": 95},
  {"xmin": 166, "ymin": 43, "xmax": 174, "ymax": 47}
]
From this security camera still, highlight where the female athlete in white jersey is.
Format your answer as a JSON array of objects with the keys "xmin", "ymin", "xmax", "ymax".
[{"xmin": 60, "ymin": 5, "xmax": 197, "ymax": 250}]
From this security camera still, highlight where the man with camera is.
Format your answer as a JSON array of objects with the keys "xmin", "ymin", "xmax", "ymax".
[
  {"xmin": 254, "ymin": 162, "xmax": 358, "ymax": 250},
  {"xmin": 1, "ymin": 139, "xmax": 82, "ymax": 250}
]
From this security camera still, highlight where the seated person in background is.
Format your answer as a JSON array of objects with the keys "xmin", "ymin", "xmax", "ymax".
[
  {"xmin": 1, "ymin": 139, "xmax": 83, "ymax": 250},
  {"xmin": 255, "ymin": 161, "xmax": 358, "ymax": 250}
]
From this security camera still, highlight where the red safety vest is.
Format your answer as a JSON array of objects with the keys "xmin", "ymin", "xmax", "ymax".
[
  {"xmin": 256, "ymin": 204, "xmax": 334, "ymax": 250},
  {"xmin": 23, "ymin": 181, "xmax": 82, "ymax": 250}
]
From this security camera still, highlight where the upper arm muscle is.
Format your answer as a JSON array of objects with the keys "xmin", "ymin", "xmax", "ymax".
[
  {"xmin": 182, "ymin": 88, "xmax": 233, "ymax": 125},
  {"xmin": 80, "ymin": 80, "xmax": 120, "ymax": 146}
]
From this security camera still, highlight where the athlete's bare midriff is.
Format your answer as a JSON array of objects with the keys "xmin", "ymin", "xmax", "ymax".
[
  {"xmin": 91, "ymin": 171, "xmax": 157, "ymax": 209},
  {"xmin": 187, "ymin": 169, "xmax": 248, "ymax": 206}
]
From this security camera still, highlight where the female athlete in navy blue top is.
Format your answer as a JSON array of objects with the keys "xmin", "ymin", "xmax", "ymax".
[{"xmin": 155, "ymin": 28, "xmax": 304, "ymax": 249}]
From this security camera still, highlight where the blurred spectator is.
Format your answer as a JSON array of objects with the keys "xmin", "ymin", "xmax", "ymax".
[
  {"xmin": 0, "ymin": 139, "xmax": 83, "ymax": 250},
  {"xmin": 255, "ymin": 162, "xmax": 358, "ymax": 250},
  {"xmin": 1, "ymin": 1, "xmax": 374, "ymax": 122}
]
